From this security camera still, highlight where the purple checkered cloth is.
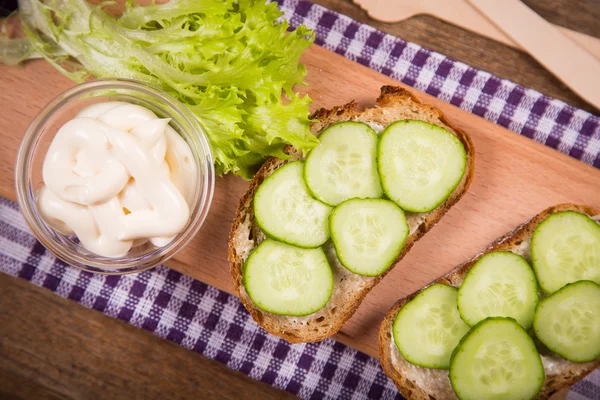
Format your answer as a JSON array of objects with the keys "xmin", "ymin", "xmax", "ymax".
[{"xmin": 1, "ymin": 1, "xmax": 599, "ymax": 399}]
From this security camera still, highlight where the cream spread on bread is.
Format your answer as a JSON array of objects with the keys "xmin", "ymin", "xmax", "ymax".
[
  {"xmin": 511, "ymin": 239, "xmax": 532, "ymax": 261},
  {"xmin": 390, "ymin": 330, "xmax": 458, "ymax": 399},
  {"xmin": 363, "ymin": 121, "xmax": 385, "ymax": 133}
]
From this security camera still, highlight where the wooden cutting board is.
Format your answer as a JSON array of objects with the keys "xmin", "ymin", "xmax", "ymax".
[{"xmin": 1, "ymin": 44, "xmax": 599, "ymax": 360}]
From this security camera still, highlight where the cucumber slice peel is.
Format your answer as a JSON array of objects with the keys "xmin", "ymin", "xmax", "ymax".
[
  {"xmin": 450, "ymin": 317, "xmax": 544, "ymax": 400},
  {"xmin": 393, "ymin": 284, "xmax": 470, "ymax": 369},
  {"xmin": 254, "ymin": 161, "xmax": 332, "ymax": 248},
  {"xmin": 457, "ymin": 251, "xmax": 539, "ymax": 329},
  {"xmin": 242, "ymin": 239, "xmax": 334, "ymax": 316},
  {"xmin": 330, "ymin": 198, "xmax": 409, "ymax": 276},
  {"xmin": 304, "ymin": 122, "xmax": 383, "ymax": 206},
  {"xmin": 377, "ymin": 120, "xmax": 467, "ymax": 213},
  {"xmin": 531, "ymin": 211, "xmax": 600, "ymax": 293},
  {"xmin": 533, "ymin": 280, "xmax": 600, "ymax": 362}
]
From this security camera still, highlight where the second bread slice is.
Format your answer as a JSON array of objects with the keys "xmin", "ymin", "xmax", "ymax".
[{"xmin": 379, "ymin": 204, "xmax": 600, "ymax": 400}]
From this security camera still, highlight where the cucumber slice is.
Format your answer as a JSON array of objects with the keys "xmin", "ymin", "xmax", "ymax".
[
  {"xmin": 393, "ymin": 284, "xmax": 470, "ymax": 369},
  {"xmin": 533, "ymin": 280, "xmax": 600, "ymax": 362},
  {"xmin": 450, "ymin": 317, "xmax": 544, "ymax": 400},
  {"xmin": 377, "ymin": 120, "xmax": 467, "ymax": 213},
  {"xmin": 330, "ymin": 198, "xmax": 408, "ymax": 276},
  {"xmin": 457, "ymin": 251, "xmax": 539, "ymax": 329},
  {"xmin": 531, "ymin": 211, "xmax": 600, "ymax": 293},
  {"xmin": 304, "ymin": 122, "xmax": 383, "ymax": 206},
  {"xmin": 254, "ymin": 161, "xmax": 332, "ymax": 248},
  {"xmin": 242, "ymin": 239, "xmax": 334, "ymax": 316}
]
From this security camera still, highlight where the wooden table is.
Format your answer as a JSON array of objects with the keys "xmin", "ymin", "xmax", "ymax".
[{"xmin": 1, "ymin": 0, "xmax": 598, "ymax": 398}]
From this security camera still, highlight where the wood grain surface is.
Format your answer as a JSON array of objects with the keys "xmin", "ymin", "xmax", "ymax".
[
  {"xmin": 0, "ymin": 273, "xmax": 295, "ymax": 400},
  {"xmin": 1, "ymin": 0, "xmax": 599, "ymax": 399}
]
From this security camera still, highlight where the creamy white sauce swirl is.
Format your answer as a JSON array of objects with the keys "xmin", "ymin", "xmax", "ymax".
[{"xmin": 37, "ymin": 102, "xmax": 197, "ymax": 257}]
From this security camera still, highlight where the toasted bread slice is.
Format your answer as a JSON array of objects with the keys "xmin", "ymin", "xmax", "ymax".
[
  {"xmin": 379, "ymin": 204, "xmax": 600, "ymax": 400},
  {"xmin": 228, "ymin": 86, "xmax": 475, "ymax": 343}
]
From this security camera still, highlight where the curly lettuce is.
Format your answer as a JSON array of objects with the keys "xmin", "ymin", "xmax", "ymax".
[{"xmin": 10, "ymin": 0, "xmax": 317, "ymax": 179}]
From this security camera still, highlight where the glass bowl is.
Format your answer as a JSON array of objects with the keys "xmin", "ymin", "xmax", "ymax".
[{"xmin": 15, "ymin": 79, "xmax": 214, "ymax": 274}]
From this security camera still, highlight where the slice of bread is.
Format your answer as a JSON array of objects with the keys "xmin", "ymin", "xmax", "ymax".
[
  {"xmin": 379, "ymin": 204, "xmax": 600, "ymax": 400},
  {"xmin": 228, "ymin": 86, "xmax": 475, "ymax": 343}
]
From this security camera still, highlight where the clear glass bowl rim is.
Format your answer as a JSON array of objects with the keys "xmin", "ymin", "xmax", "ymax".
[{"xmin": 15, "ymin": 78, "xmax": 215, "ymax": 275}]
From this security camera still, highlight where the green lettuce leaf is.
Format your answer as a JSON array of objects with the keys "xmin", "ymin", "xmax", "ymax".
[{"xmin": 7, "ymin": 0, "xmax": 318, "ymax": 178}]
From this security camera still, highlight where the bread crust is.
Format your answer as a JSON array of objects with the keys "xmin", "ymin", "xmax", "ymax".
[
  {"xmin": 379, "ymin": 204, "xmax": 600, "ymax": 400},
  {"xmin": 228, "ymin": 86, "xmax": 475, "ymax": 343}
]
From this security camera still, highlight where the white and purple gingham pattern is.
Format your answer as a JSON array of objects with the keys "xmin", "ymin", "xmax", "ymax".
[{"xmin": 1, "ymin": 1, "xmax": 599, "ymax": 399}]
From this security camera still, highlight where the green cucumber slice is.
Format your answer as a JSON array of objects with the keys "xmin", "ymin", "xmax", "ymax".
[
  {"xmin": 304, "ymin": 122, "xmax": 383, "ymax": 206},
  {"xmin": 457, "ymin": 251, "xmax": 539, "ymax": 329},
  {"xmin": 533, "ymin": 280, "xmax": 600, "ymax": 362},
  {"xmin": 393, "ymin": 284, "xmax": 470, "ymax": 369},
  {"xmin": 242, "ymin": 239, "xmax": 334, "ymax": 316},
  {"xmin": 330, "ymin": 198, "xmax": 408, "ymax": 276},
  {"xmin": 531, "ymin": 211, "xmax": 600, "ymax": 293},
  {"xmin": 254, "ymin": 161, "xmax": 332, "ymax": 248},
  {"xmin": 377, "ymin": 120, "xmax": 467, "ymax": 213},
  {"xmin": 450, "ymin": 317, "xmax": 544, "ymax": 400}
]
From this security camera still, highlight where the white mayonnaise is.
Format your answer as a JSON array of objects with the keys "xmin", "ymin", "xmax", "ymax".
[{"xmin": 37, "ymin": 102, "xmax": 197, "ymax": 257}]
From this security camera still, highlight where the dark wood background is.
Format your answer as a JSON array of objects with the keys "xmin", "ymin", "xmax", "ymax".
[{"xmin": 1, "ymin": 1, "xmax": 598, "ymax": 399}]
